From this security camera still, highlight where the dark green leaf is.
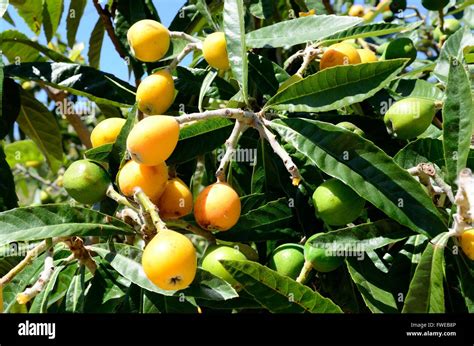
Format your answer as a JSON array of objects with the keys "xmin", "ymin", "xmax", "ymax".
[
  {"xmin": 322, "ymin": 22, "xmax": 419, "ymax": 44},
  {"xmin": 248, "ymin": 52, "xmax": 290, "ymax": 97},
  {"xmin": 88, "ymin": 17, "xmax": 105, "ymax": 69},
  {"xmin": 434, "ymin": 27, "xmax": 474, "ymax": 83},
  {"xmin": 0, "ymin": 147, "xmax": 18, "ymax": 212},
  {"xmin": 84, "ymin": 143, "xmax": 113, "ymax": 163},
  {"xmin": 17, "ymin": 90, "xmax": 63, "ymax": 173},
  {"xmin": 0, "ymin": 205, "xmax": 134, "ymax": 246},
  {"xmin": 270, "ymin": 118, "xmax": 446, "ymax": 237},
  {"xmin": 443, "ymin": 57, "xmax": 473, "ymax": 184},
  {"xmin": 346, "ymin": 256, "xmax": 399, "ymax": 313},
  {"xmin": 43, "ymin": 0, "xmax": 64, "ymax": 43},
  {"xmin": 66, "ymin": 0, "xmax": 86, "ymax": 47},
  {"xmin": 246, "ymin": 15, "xmax": 361, "ymax": 48},
  {"xmin": 5, "ymin": 62, "xmax": 136, "ymax": 107},
  {"xmin": 402, "ymin": 232, "xmax": 450, "ymax": 313},
  {"xmin": 0, "ymin": 30, "xmax": 72, "ymax": 63},
  {"xmin": 217, "ymin": 197, "xmax": 297, "ymax": 242},
  {"xmin": 307, "ymin": 219, "xmax": 413, "ymax": 253},
  {"xmin": 0, "ymin": 73, "xmax": 21, "ymax": 140},
  {"xmin": 10, "ymin": 0, "xmax": 43, "ymax": 34},
  {"xmin": 168, "ymin": 118, "xmax": 234, "ymax": 164},
  {"xmin": 394, "ymin": 138, "xmax": 446, "ymax": 169},
  {"xmin": 265, "ymin": 59, "xmax": 407, "ymax": 113},
  {"xmin": 391, "ymin": 79, "xmax": 444, "ymax": 101},
  {"xmin": 221, "ymin": 259, "xmax": 343, "ymax": 313}
]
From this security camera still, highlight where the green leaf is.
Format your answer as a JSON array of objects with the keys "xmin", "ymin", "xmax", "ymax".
[
  {"xmin": 29, "ymin": 264, "xmax": 65, "ymax": 313},
  {"xmin": 391, "ymin": 79, "xmax": 444, "ymax": 101},
  {"xmin": 0, "ymin": 30, "xmax": 73, "ymax": 63},
  {"xmin": 5, "ymin": 62, "xmax": 136, "ymax": 107},
  {"xmin": 109, "ymin": 106, "xmax": 136, "ymax": 179},
  {"xmin": 224, "ymin": 0, "xmax": 249, "ymax": 104},
  {"xmin": 17, "ymin": 90, "xmax": 62, "ymax": 173},
  {"xmin": 402, "ymin": 232, "xmax": 450, "ymax": 313},
  {"xmin": 196, "ymin": 0, "xmax": 218, "ymax": 30},
  {"xmin": 307, "ymin": 219, "xmax": 413, "ymax": 253},
  {"xmin": 0, "ymin": 147, "xmax": 18, "ymax": 212},
  {"xmin": 322, "ymin": 22, "xmax": 420, "ymax": 45},
  {"xmin": 434, "ymin": 27, "xmax": 474, "ymax": 83},
  {"xmin": 42, "ymin": 0, "xmax": 63, "ymax": 43},
  {"xmin": 394, "ymin": 138, "xmax": 446, "ymax": 169},
  {"xmin": 248, "ymin": 52, "xmax": 290, "ymax": 98},
  {"xmin": 265, "ymin": 59, "xmax": 407, "ymax": 113},
  {"xmin": 0, "ymin": 205, "xmax": 134, "ymax": 246},
  {"xmin": 0, "ymin": 72, "xmax": 21, "ymax": 140},
  {"xmin": 88, "ymin": 17, "xmax": 105, "ymax": 69},
  {"xmin": 220, "ymin": 259, "xmax": 343, "ymax": 313},
  {"xmin": 65, "ymin": 266, "xmax": 86, "ymax": 312},
  {"xmin": 246, "ymin": 15, "xmax": 361, "ymax": 48},
  {"xmin": 270, "ymin": 118, "xmax": 446, "ymax": 237},
  {"xmin": 10, "ymin": 0, "xmax": 42, "ymax": 34},
  {"xmin": 84, "ymin": 143, "xmax": 113, "ymax": 163},
  {"xmin": 442, "ymin": 57, "xmax": 473, "ymax": 184},
  {"xmin": 66, "ymin": 0, "xmax": 86, "ymax": 48},
  {"xmin": 454, "ymin": 254, "xmax": 474, "ymax": 313},
  {"xmin": 90, "ymin": 243, "xmax": 239, "ymax": 300},
  {"xmin": 248, "ymin": 0, "xmax": 273, "ymax": 19},
  {"xmin": 4, "ymin": 139, "xmax": 45, "ymax": 167},
  {"xmin": 198, "ymin": 70, "xmax": 217, "ymax": 112},
  {"xmin": 346, "ymin": 256, "xmax": 399, "ymax": 313},
  {"xmin": 217, "ymin": 197, "xmax": 297, "ymax": 242},
  {"xmin": 168, "ymin": 118, "xmax": 234, "ymax": 164}
]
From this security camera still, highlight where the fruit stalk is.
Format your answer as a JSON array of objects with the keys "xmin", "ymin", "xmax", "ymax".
[
  {"xmin": 134, "ymin": 188, "xmax": 167, "ymax": 232},
  {"xmin": 407, "ymin": 163, "xmax": 454, "ymax": 203},
  {"xmin": 296, "ymin": 47, "xmax": 322, "ymax": 75},
  {"xmin": 257, "ymin": 118, "xmax": 302, "ymax": 186},
  {"xmin": 296, "ymin": 260, "xmax": 313, "ymax": 284},
  {"xmin": 167, "ymin": 42, "xmax": 201, "ymax": 72},
  {"xmin": 216, "ymin": 120, "xmax": 248, "ymax": 182},
  {"xmin": 106, "ymin": 185, "xmax": 139, "ymax": 211},
  {"xmin": 169, "ymin": 31, "xmax": 203, "ymax": 45},
  {"xmin": 16, "ymin": 239, "xmax": 55, "ymax": 305}
]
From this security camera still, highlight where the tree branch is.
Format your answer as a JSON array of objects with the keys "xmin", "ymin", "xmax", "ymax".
[
  {"xmin": 257, "ymin": 118, "xmax": 302, "ymax": 186},
  {"xmin": 63, "ymin": 237, "xmax": 97, "ymax": 274},
  {"xmin": 175, "ymin": 108, "xmax": 256, "ymax": 125},
  {"xmin": 215, "ymin": 120, "xmax": 248, "ymax": 182},
  {"xmin": 167, "ymin": 42, "xmax": 200, "ymax": 72},
  {"xmin": 169, "ymin": 31, "xmax": 202, "ymax": 46},
  {"xmin": 16, "ymin": 239, "xmax": 55, "ymax": 304},
  {"xmin": 92, "ymin": 0, "xmax": 128, "ymax": 60}
]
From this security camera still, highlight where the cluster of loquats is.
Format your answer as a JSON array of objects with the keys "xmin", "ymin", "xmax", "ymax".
[{"xmin": 62, "ymin": 20, "xmax": 246, "ymax": 292}]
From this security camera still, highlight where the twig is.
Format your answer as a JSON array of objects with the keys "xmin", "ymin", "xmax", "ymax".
[
  {"xmin": 257, "ymin": 118, "xmax": 302, "ymax": 186},
  {"xmin": 438, "ymin": 9, "xmax": 445, "ymax": 34},
  {"xmin": 0, "ymin": 238, "xmax": 63, "ymax": 286},
  {"xmin": 407, "ymin": 6, "xmax": 426, "ymax": 21},
  {"xmin": 407, "ymin": 163, "xmax": 454, "ymax": 203},
  {"xmin": 14, "ymin": 165, "xmax": 62, "ymax": 192},
  {"xmin": 16, "ymin": 239, "xmax": 54, "ymax": 304},
  {"xmin": 175, "ymin": 108, "xmax": 256, "ymax": 125},
  {"xmin": 106, "ymin": 185, "xmax": 139, "ymax": 211},
  {"xmin": 215, "ymin": 121, "xmax": 248, "ymax": 182},
  {"xmin": 169, "ymin": 31, "xmax": 202, "ymax": 45},
  {"xmin": 167, "ymin": 42, "xmax": 200, "ymax": 72},
  {"xmin": 63, "ymin": 237, "xmax": 97, "ymax": 274},
  {"xmin": 92, "ymin": 0, "xmax": 127, "ymax": 60},
  {"xmin": 296, "ymin": 47, "xmax": 322, "ymax": 76},
  {"xmin": 165, "ymin": 219, "xmax": 216, "ymax": 243}
]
